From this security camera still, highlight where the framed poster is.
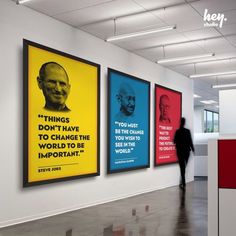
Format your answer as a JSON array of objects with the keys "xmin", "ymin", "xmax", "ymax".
[
  {"xmin": 107, "ymin": 68, "xmax": 150, "ymax": 173},
  {"xmin": 154, "ymin": 85, "xmax": 182, "ymax": 166},
  {"xmin": 23, "ymin": 39, "xmax": 100, "ymax": 187}
]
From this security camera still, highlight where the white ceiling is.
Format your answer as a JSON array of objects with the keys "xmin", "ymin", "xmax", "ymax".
[{"xmin": 15, "ymin": 0, "xmax": 236, "ymax": 110}]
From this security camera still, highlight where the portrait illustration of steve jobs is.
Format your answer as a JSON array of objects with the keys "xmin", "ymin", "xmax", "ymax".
[{"xmin": 37, "ymin": 62, "xmax": 71, "ymax": 112}]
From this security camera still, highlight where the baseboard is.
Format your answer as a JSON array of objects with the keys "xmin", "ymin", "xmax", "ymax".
[{"xmin": 0, "ymin": 182, "xmax": 179, "ymax": 228}]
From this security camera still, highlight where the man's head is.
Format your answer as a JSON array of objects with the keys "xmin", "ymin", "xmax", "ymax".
[
  {"xmin": 180, "ymin": 117, "xmax": 186, "ymax": 128},
  {"xmin": 116, "ymin": 83, "xmax": 135, "ymax": 116},
  {"xmin": 159, "ymin": 94, "xmax": 171, "ymax": 121},
  {"xmin": 37, "ymin": 62, "xmax": 71, "ymax": 111}
]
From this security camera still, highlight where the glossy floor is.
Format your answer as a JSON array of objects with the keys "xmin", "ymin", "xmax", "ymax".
[{"xmin": 0, "ymin": 179, "xmax": 207, "ymax": 236}]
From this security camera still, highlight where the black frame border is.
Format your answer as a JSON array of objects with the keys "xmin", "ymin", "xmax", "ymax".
[
  {"xmin": 154, "ymin": 84, "xmax": 182, "ymax": 167},
  {"xmin": 23, "ymin": 39, "xmax": 100, "ymax": 187},
  {"xmin": 107, "ymin": 68, "xmax": 150, "ymax": 174}
]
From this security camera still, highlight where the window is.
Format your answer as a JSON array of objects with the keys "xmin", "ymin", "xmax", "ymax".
[{"xmin": 204, "ymin": 110, "xmax": 219, "ymax": 133}]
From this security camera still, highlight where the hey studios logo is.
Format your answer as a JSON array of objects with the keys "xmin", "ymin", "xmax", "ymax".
[{"xmin": 203, "ymin": 9, "xmax": 227, "ymax": 28}]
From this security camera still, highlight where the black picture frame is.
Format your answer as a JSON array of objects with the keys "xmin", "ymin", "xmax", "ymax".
[
  {"xmin": 23, "ymin": 39, "xmax": 100, "ymax": 187},
  {"xmin": 107, "ymin": 68, "xmax": 150, "ymax": 174},
  {"xmin": 154, "ymin": 84, "xmax": 182, "ymax": 166}
]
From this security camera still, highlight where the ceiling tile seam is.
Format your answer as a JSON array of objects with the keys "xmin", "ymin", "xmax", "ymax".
[
  {"xmin": 133, "ymin": 34, "xmax": 236, "ymax": 52},
  {"xmin": 218, "ymin": 8, "xmax": 236, "ymax": 14},
  {"xmin": 161, "ymin": 30, "xmax": 210, "ymax": 60},
  {"xmin": 21, "ymin": 5, "xmax": 81, "ymax": 29},
  {"xmin": 50, "ymin": 0, "xmax": 115, "ymax": 17},
  {"xmin": 214, "ymin": 27, "xmax": 236, "ymax": 50},
  {"xmin": 76, "ymin": 0, "xmax": 200, "ymax": 28},
  {"xmin": 130, "ymin": 0, "xmax": 169, "ymax": 26}
]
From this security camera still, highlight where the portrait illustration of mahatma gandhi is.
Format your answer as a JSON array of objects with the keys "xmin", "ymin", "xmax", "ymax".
[
  {"xmin": 115, "ymin": 83, "xmax": 135, "ymax": 121},
  {"xmin": 37, "ymin": 62, "xmax": 71, "ymax": 112}
]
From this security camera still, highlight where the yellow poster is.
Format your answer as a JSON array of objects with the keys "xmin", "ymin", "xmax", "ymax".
[{"xmin": 23, "ymin": 39, "xmax": 100, "ymax": 186}]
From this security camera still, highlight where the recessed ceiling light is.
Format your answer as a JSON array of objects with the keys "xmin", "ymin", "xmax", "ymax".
[
  {"xmin": 190, "ymin": 71, "xmax": 236, "ymax": 79},
  {"xmin": 212, "ymin": 83, "xmax": 236, "ymax": 89},
  {"xmin": 106, "ymin": 25, "xmax": 176, "ymax": 42},
  {"xmin": 17, "ymin": 0, "xmax": 33, "ymax": 4},
  {"xmin": 157, "ymin": 53, "xmax": 215, "ymax": 64},
  {"xmin": 194, "ymin": 94, "xmax": 201, "ymax": 98},
  {"xmin": 200, "ymin": 100, "xmax": 217, "ymax": 104}
]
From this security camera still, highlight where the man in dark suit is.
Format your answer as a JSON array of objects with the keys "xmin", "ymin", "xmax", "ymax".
[{"xmin": 174, "ymin": 117, "xmax": 194, "ymax": 190}]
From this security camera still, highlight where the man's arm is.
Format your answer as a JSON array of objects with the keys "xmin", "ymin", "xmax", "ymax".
[
  {"xmin": 174, "ymin": 130, "xmax": 178, "ymax": 144},
  {"xmin": 188, "ymin": 130, "xmax": 194, "ymax": 152}
]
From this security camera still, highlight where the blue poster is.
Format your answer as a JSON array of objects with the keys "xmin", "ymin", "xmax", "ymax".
[{"xmin": 108, "ymin": 68, "xmax": 150, "ymax": 173}]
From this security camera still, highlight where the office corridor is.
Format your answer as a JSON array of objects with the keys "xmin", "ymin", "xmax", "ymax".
[{"xmin": 0, "ymin": 178, "xmax": 207, "ymax": 236}]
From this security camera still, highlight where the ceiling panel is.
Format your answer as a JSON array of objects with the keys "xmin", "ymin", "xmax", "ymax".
[
  {"xmin": 170, "ymin": 63, "xmax": 195, "ymax": 76},
  {"xmin": 81, "ymin": 13, "xmax": 165, "ymax": 39},
  {"xmin": 157, "ymin": 42, "xmax": 206, "ymax": 58},
  {"xmin": 194, "ymin": 59, "xmax": 236, "ymax": 73},
  {"xmin": 135, "ymin": 47, "xmax": 164, "ymax": 62},
  {"xmin": 226, "ymin": 35, "xmax": 236, "ymax": 46},
  {"xmin": 131, "ymin": 0, "xmax": 185, "ymax": 10},
  {"xmin": 54, "ymin": 0, "xmax": 144, "ymax": 27},
  {"xmin": 111, "ymin": 13, "xmax": 164, "ymax": 35},
  {"xmin": 184, "ymin": 54, "xmax": 236, "ymax": 80},
  {"xmin": 130, "ymin": 33, "xmax": 189, "ymax": 51},
  {"xmin": 23, "ymin": 0, "xmax": 115, "ymax": 16},
  {"xmin": 173, "ymin": 20, "xmax": 203, "ymax": 33},
  {"xmin": 218, "ymin": 23, "xmax": 236, "ymax": 35},
  {"xmin": 191, "ymin": 0, "xmax": 236, "ymax": 14},
  {"xmin": 80, "ymin": 21, "xmax": 115, "ymax": 40},
  {"xmin": 210, "ymin": 74, "xmax": 236, "ymax": 85},
  {"xmin": 152, "ymin": 4, "xmax": 201, "ymax": 25},
  {"xmin": 222, "ymin": 10, "xmax": 236, "ymax": 25},
  {"xmin": 182, "ymin": 28, "xmax": 221, "ymax": 40},
  {"xmin": 194, "ymin": 37, "xmax": 236, "ymax": 53}
]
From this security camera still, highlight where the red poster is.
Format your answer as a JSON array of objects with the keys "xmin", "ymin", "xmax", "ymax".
[
  {"xmin": 218, "ymin": 140, "xmax": 236, "ymax": 189},
  {"xmin": 155, "ymin": 85, "xmax": 182, "ymax": 166}
]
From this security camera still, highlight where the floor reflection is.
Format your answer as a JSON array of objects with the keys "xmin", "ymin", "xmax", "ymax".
[
  {"xmin": 65, "ymin": 229, "xmax": 72, "ymax": 236},
  {"xmin": 0, "ymin": 179, "xmax": 207, "ymax": 236},
  {"xmin": 174, "ymin": 189, "xmax": 190, "ymax": 235}
]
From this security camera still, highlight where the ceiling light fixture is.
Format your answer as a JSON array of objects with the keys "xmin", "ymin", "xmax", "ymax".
[
  {"xmin": 190, "ymin": 71, "xmax": 236, "ymax": 79},
  {"xmin": 200, "ymin": 100, "xmax": 217, "ymax": 105},
  {"xmin": 17, "ymin": 0, "xmax": 32, "ymax": 4},
  {"xmin": 106, "ymin": 25, "xmax": 176, "ymax": 42},
  {"xmin": 212, "ymin": 83, "xmax": 236, "ymax": 89},
  {"xmin": 157, "ymin": 53, "xmax": 215, "ymax": 64},
  {"xmin": 194, "ymin": 94, "xmax": 201, "ymax": 98}
]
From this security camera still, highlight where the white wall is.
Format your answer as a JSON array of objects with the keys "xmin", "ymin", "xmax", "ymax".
[
  {"xmin": 0, "ymin": 0, "xmax": 194, "ymax": 227},
  {"xmin": 219, "ymin": 89, "xmax": 236, "ymax": 134},
  {"xmin": 208, "ymin": 139, "xmax": 218, "ymax": 236},
  {"xmin": 193, "ymin": 106, "xmax": 219, "ymax": 177},
  {"xmin": 194, "ymin": 106, "xmax": 203, "ymax": 133}
]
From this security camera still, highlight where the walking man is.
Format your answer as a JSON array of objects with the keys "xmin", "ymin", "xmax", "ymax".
[{"xmin": 174, "ymin": 117, "xmax": 194, "ymax": 190}]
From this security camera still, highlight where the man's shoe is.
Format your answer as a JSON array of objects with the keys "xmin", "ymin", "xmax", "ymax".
[{"xmin": 179, "ymin": 184, "xmax": 186, "ymax": 190}]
